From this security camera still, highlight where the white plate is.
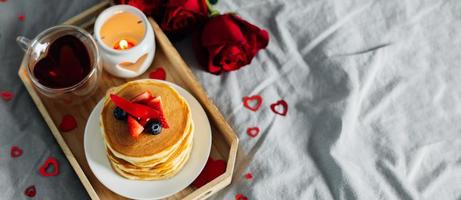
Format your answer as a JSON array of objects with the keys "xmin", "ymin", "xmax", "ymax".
[{"xmin": 84, "ymin": 81, "xmax": 212, "ymax": 200}]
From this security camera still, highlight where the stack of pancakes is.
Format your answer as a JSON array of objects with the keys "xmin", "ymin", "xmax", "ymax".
[{"xmin": 100, "ymin": 80, "xmax": 193, "ymax": 180}]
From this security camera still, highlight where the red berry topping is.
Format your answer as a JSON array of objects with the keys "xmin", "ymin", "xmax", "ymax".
[
  {"xmin": 127, "ymin": 116, "xmax": 144, "ymax": 138},
  {"xmin": 110, "ymin": 94, "xmax": 161, "ymax": 119},
  {"xmin": 146, "ymin": 96, "xmax": 169, "ymax": 128},
  {"xmin": 110, "ymin": 92, "xmax": 170, "ymax": 138},
  {"xmin": 130, "ymin": 91, "xmax": 154, "ymax": 103},
  {"xmin": 146, "ymin": 96, "xmax": 161, "ymax": 110},
  {"xmin": 139, "ymin": 117, "xmax": 152, "ymax": 126}
]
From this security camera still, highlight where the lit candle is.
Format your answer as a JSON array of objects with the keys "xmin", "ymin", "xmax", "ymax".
[
  {"xmin": 113, "ymin": 39, "xmax": 135, "ymax": 50},
  {"xmin": 99, "ymin": 11, "xmax": 144, "ymax": 51},
  {"xmin": 94, "ymin": 5, "xmax": 156, "ymax": 78}
]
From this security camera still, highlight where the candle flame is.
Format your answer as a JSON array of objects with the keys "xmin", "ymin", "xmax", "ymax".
[
  {"xmin": 119, "ymin": 40, "xmax": 129, "ymax": 50},
  {"xmin": 114, "ymin": 39, "xmax": 135, "ymax": 50}
]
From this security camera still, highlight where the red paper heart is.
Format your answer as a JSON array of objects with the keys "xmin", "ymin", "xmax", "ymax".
[
  {"xmin": 1, "ymin": 91, "xmax": 14, "ymax": 101},
  {"xmin": 235, "ymin": 193, "xmax": 248, "ymax": 200},
  {"xmin": 59, "ymin": 114, "xmax": 77, "ymax": 132},
  {"xmin": 18, "ymin": 15, "xmax": 25, "ymax": 21},
  {"xmin": 243, "ymin": 95, "xmax": 262, "ymax": 112},
  {"xmin": 11, "ymin": 146, "xmax": 23, "ymax": 158},
  {"xmin": 0, "ymin": 0, "xmax": 7, "ymax": 3},
  {"xmin": 244, "ymin": 172, "xmax": 253, "ymax": 180},
  {"xmin": 39, "ymin": 157, "xmax": 59, "ymax": 177},
  {"xmin": 192, "ymin": 158, "xmax": 226, "ymax": 188},
  {"xmin": 149, "ymin": 68, "xmax": 166, "ymax": 80},
  {"xmin": 24, "ymin": 185, "xmax": 36, "ymax": 197},
  {"xmin": 247, "ymin": 127, "xmax": 260, "ymax": 138},
  {"xmin": 270, "ymin": 99, "xmax": 288, "ymax": 116}
]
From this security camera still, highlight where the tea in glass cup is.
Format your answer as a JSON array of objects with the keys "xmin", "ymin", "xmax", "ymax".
[{"xmin": 17, "ymin": 25, "xmax": 101, "ymax": 104}]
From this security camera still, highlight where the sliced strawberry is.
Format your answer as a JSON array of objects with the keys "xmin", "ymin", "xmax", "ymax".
[
  {"xmin": 146, "ymin": 96, "xmax": 169, "ymax": 128},
  {"xmin": 146, "ymin": 96, "xmax": 162, "ymax": 110},
  {"xmin": 110, "ymin": 94, "xmax": 161, "ymax": 119},
  {"xmin": 127, "ymin": 116, "xmax": 143, "ymax": 138},
  {"xmin": 139, "ymin": 117, "xmax": 151, "ymax": 126},
  {"xmin": 130, "ymin": 91, "xmax": 153, "ymax": 104},
  {"xmin": 158, "ymin": 116, "xmax": 169, "ymax": 129}
]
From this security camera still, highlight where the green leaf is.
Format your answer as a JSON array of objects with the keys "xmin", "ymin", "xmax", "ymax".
[{"xmin": 206, "ymin": 0, "xmax": 221, "ymax": 16}]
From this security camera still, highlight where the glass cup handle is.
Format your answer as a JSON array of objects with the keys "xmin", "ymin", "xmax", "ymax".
[{"xmin": 16, "ymin": 36, "xmax": 31, "ymax": 52}]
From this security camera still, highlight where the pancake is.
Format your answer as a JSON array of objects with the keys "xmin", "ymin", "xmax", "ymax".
[
  {"xmin": 99, "ymin": 79, "xmax": 193, "ymax": 180},
  {"xmin": 108, "ymin": 122, "xmax": 194, "ymax": 171},
  {"xmin": 104, "ymin": 118, "xmax": 192, "ymax": 167},
  {"xmin": 110, "ymin": 148, "xmax": 191, "ymax": 180},
  {"xmin": 100, "ymin": 80, "xmax": 191, "ymax": 158},
  {"xmin": 108, "ymin": 125, "xmax": 193, "ymax": 180},
  {"xmin": 109, "ymin": 138, "xmax": 192, "ymax": 177}
]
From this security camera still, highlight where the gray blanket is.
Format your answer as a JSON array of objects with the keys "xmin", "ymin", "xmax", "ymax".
[{"xmin": 2, "ymin": 0, "xmax": 461, "ymax": 199}]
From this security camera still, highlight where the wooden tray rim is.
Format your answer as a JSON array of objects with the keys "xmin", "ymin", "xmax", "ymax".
[{"xmin": 18, "ymin": 1, "xmax": 239, "ymax": 199}]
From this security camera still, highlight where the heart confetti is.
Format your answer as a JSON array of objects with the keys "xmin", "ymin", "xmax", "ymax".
[
  {"xmin": 59, "ymin": 114, "xmax": 77, "ymax": 132},
  {"xmin": 24, "ymin": 185, "xmax": 36, "ymax": 197},
  {"xmin": 247, "ymin": 127, "xmax": 260, "ymax": 138},
  {"xmin": 11, "ymin": 146, "xmax": 23, "ymax": 158},
  {"xmin": 235, "ymin": 193, "xmax": 248, "ymax": 200},
  {"xmin": 149, "ymin": 67, "xmax": 166, "ymax": 80},
  {"xmin": 243, "ymin": 95, "xmax": 262, "ymax": 112},
  {"xmin": 39, "ymin": 157, "xmax": 59, "ymax": 177},
  {"xmin": 244, "ymin": 172, "xmax": 253, "ymax": 180},
  {"xmin": 270, "ymin": 99, "xmax": 288, "ymax": 116},
  {"xmin": 1, "ymin": 91, "xmax": 14, "ymax": 101},
  {"xmin": 18, "ymin": 15, "xmax": 25, "ymax": 22},
  {"xmin": 192, "ymin": 158, "xmax": 226, "ymax": 188}
]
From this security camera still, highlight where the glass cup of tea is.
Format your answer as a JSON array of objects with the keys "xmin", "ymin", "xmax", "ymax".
[{"xmin": 16, "ymin": 25, "xmax": 101, "ymax": 104}]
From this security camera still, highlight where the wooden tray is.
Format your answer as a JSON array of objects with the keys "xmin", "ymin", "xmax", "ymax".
[{"xmin": 18, "ymin": 1, "xmax": 238, "ymax": 199}]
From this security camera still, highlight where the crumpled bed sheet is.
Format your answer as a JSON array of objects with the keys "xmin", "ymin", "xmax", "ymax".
[{"xmin": 1, "ymin": 0, "xmax": 461, "ymax": 199}]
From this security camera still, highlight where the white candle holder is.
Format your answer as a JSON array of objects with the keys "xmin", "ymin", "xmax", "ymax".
[{"xmin": 94, "ymin": 5, "xmax": 155, "ymax": 78}]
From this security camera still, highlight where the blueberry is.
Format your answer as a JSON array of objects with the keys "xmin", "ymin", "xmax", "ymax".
[
  {"xmin": 113, "ymin": 107, "xmax": 127, "ymax": 120},
  {"xmin": 145, "ymin": 120, "xmax": 162, "ymax": 135}
]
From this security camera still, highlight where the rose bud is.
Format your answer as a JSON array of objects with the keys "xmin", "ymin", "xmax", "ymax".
[
  {"xmin": 193, "ymin": 14, "xmax": 269, "ymax": 74},
  {"xmin": 161, "ymin": 0, "xmax": 208, "ymax": 36}
]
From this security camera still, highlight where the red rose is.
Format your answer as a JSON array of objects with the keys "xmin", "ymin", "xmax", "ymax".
[
  {"xmin": 114, "ymin": 0, "xmax": 164, "ymax": 19},
  {"xmin": 161, "ymin": 0, "xmax": 208, "ymax": 35},
  {"xmin": 194, "ymin": 14, "xmax": 269, "ymax": 74}
]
